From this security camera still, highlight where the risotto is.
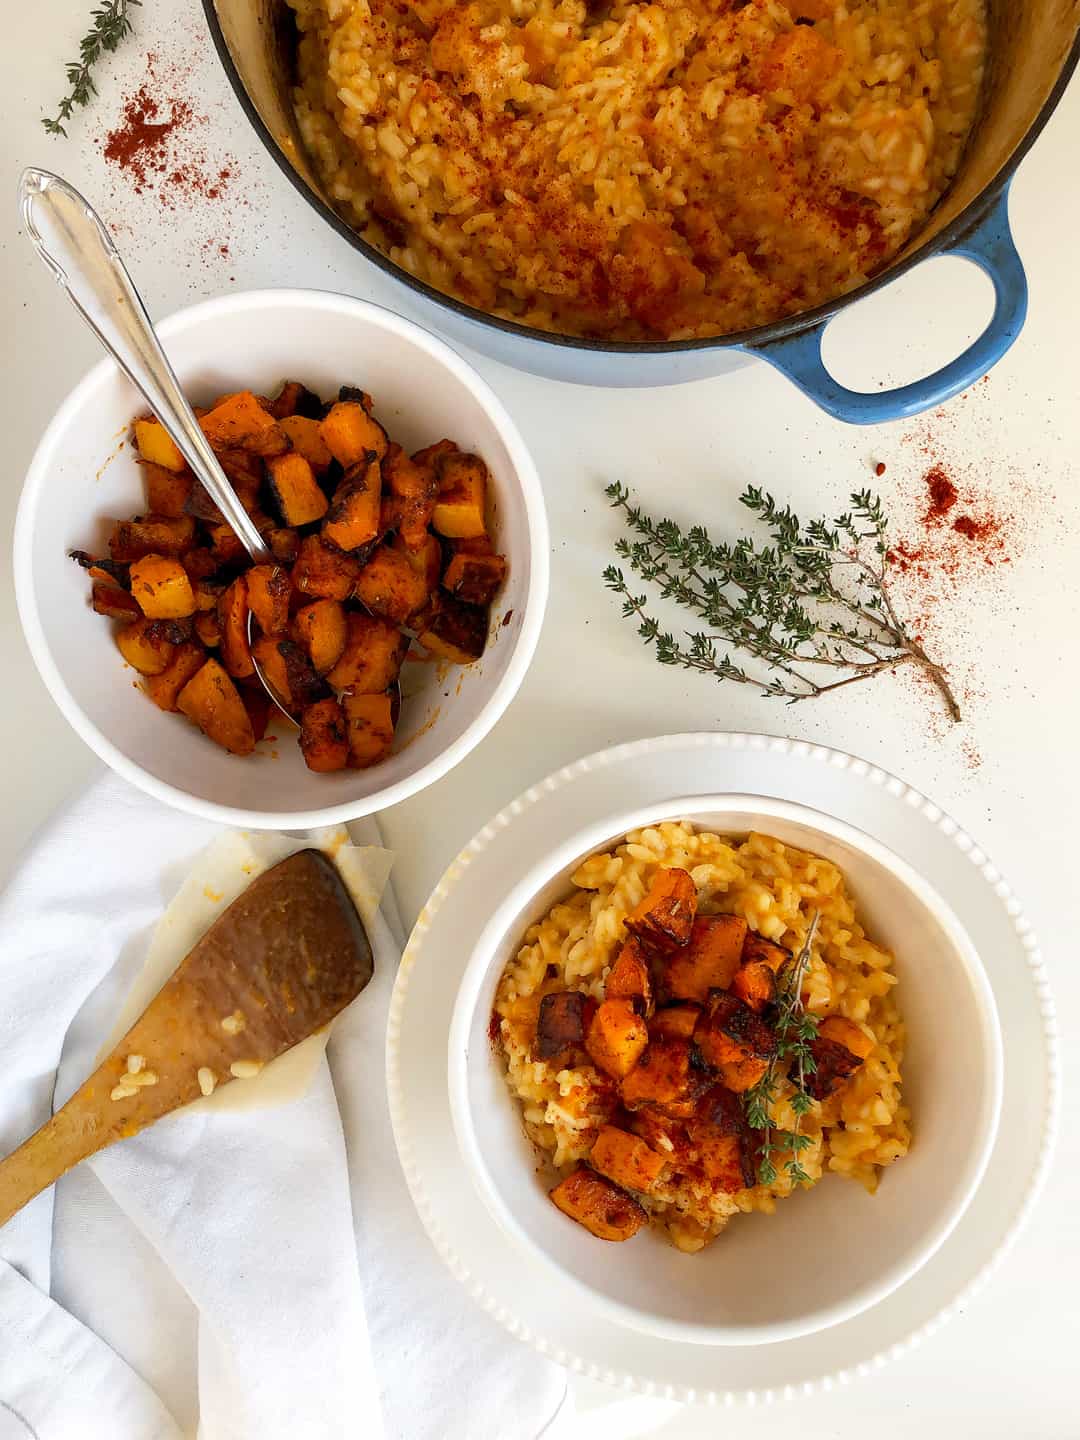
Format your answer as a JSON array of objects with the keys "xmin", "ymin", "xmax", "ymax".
[
  {"xmin": 289, "ymin": 0, "xmax": 986, "ymax": 339},
  {"xmin": 491, "ymin": 823, "xmax": 910, "ymax": 1251}
]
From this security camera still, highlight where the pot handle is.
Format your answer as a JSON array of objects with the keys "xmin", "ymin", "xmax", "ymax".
[{"xmin": 743, "ymin": 185, "xmax": 1027, "ymax": 425}]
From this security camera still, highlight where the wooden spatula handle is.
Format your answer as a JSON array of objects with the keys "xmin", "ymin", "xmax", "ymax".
[{"xmin": 0, "ymin": 1095, "xmax": 109, "ymax": 1228}]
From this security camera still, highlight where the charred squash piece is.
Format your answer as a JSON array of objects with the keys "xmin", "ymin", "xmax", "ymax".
[
  {"xmin": 217, "ymin": 577, "xmax": 254, "ymax": 681},
  {"xmin": 660, "ymin": 914, "xmax": 747, "ymax": 1003},
  {"xmin": 585, "ymin": 998, "xmax": 648, "ymax": 1079},
  {"xmin": 549, "ymin": 1167, "xmax": 645, "ymax": 1242},
  {"xmin": 411, "ymin": 438, "xmax": 457, "ymax": 475},
  {"xmin": 441, "ymin": 548, "xmax": 507, "ymax": 607},
  {"xmin": 694, "ymin": 991, "xmax": 777, "ymax": 1093},
  {"xmin": 268, "ymin": 527, "xmax": 301, "ymax": 565},
  {"xmin": 291, "ymin": 535, "xmax": 361, "ymax": 601},
  {"xmin": 117, "ymin": 617, "xmax": 183, "ymax": 675},
  {"xmin": 732, "ymin": 962, "xmax": 777, "ymax": 1013},
  {"xmin": 589, "ymin": 1125, "xmax": 666, "ymax": 1193},
  {"xmin": 415, "ymin": 593, "xmax": 488, "ymax": 665},
  {"xmin": 319, "ymin": 401, "xmax": 388, "ymax": 467},
  {"xmin": 742, "ymin": 932, "xmax": 792, "ymax": 972},
  {"xmin": 239, "ymin": 682, "xmax": 271, "ymax": 743},
  {"xmin": 818, "ymin": 1015, "xmax": 874, "ymax": 1060},
  {"xmin": 299, "ymin": 698, "xmax": 350, "ymax": 773},
  {"xmin": 432, "ymin": 452, "xmax": 488, "ymax": 538},
  {"xmin": 269, "ymin": 380, "xmax": 322, "ymax": 422},
  {"xmin": 291, "ymin": 599, "xmax": 349, "ymax": 676},
  {"xmin": 70, "ymin": 551, "xmax": 131, "ymax": 588},
  {"xmin": 251, "ymin": 636, "xmax": 329, "ymax": 714},
  {"xmin": 383, "ymin": 443, "xmax": 438, "ymax": 548},
  {"xmin": 207, "ymin": 523, "xmax": 247, "ymax": 568},
  {"xmin": 143, "ymin": 463, "xmax": 193, "ymax": 518},
  {"xmin": 342, "ymin": 692, "xmax": 395, "ymax": 768},
  {"xmin": 393, "ymin": 531, "xmax": 442, "ymax": 597},
  {"xmin": 194, "ymin": 610, "xmax": 221, "ymax": 648},
  {"xmin": 266, "ymin": 451, "xmax": 329, "ymax": 527},
  {"xmin": 245, "ymin": 564, "xmax": 292, "ymax": 636},
  {"xmin": 177, "ymin": 658, "xmax": 256, "ymax": 756},
  {"xmin": 620, "ymin": 1037, "xmax": 696, "ymax": 1109},
  {"xmin": 199, "ymin": 391, "xmax": 288, "ymax": 457},
  {"xmin": 648, "ymin": 1003, "xmax": 701, "ymax": 1042},
  {"xmin": 279, "ymin": 414, "xmax": 333, "ymax": 471},
  {"xmin": 322, "ymin": 459, "xmax": 382, "ymax": 552},
  {"xmin": 109, "ymin": 515, "xmax": 196, "ymax": 563},
  {"xmin": 805, "ymin": 1036, "xmax": 863, "ymax": 1100},
  {"xmin": 92, "ymin": 583, "xmax": 141, "ymax": 621},
  {"xmin": 133, "ymin": 417, "xmax": 185, "ymax": 472},
  {"xmin": 689, "ymin": 1086, "xmax": 758, "ymax": 1190},
  {"xmin": 326, "ymin": 612, "xmax": 407, "ymax": 694},
  {"xmin": 192, "ymin": 577, "xmax": 225, "ymax": 613},
  {"xmin": 625, "ymin": 867, "xmax": 697, "ymax": 953},
  {"xmin": 630, "ymin": 1107, "xmax": 688, "ymax": 1162},
  {"xmin": 129, "ymin": 555, "xmax": 197, "ymax": 620},
  {"xmin": 353, "ymin": 544, "xmax": 431, "ymax": 625},
  {"xmin": 605, "ymin": 937, "xmax": 652, "ymax": 1010},
  {"xmin": 696, "ymin": 1133, "xmax": 748, "ymax": 1192},
  {"xmin": 534, "ymin": 991, "xmax": 587, "ymax": 1061},
  {"xmin": 144, "ymin": 642, "xmax": 207, "ymax": 711}
]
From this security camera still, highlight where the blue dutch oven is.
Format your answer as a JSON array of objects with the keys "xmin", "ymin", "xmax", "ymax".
[{"xmin": 205, "ymin": 0, "xmax": 1079, "ymax": 421}]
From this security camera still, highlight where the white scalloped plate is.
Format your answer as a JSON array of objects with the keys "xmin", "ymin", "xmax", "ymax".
[{"xmin": 385, "ymin": 733, "xmax": 1058, "ymax": 1403}]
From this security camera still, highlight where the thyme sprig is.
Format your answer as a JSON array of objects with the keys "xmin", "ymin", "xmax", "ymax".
[
  {"xmin": 744, "ymin": 912, "xmax": 821, "ymax": 1187},
  {"xmin": 603, "ymin": 481, "xmax": 960, "ymax": 722},
  {"xmin": 43, "ymin": 0, "xmax": 141, "ymax": 137}
]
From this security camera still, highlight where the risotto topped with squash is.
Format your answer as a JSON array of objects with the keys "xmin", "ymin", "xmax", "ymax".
[
  {"xmin": 289, "ymin": 0, "xmax": 986, "ymax": 339},
  {"xmin": 491, "ymin": 823, "xmax": 910, "ymax": 1251}
]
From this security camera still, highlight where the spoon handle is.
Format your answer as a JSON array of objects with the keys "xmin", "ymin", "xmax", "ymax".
[{"xmin": 18, "ymin": 168, "xmax": 269, "ymax": 563}]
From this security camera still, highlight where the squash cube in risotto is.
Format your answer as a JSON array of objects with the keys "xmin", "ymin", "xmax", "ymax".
[
  {"xmin": 549, "ymin": 1168, "xmax": 646, "ymax": 1242},
  {"xmin": 625, "ymin": 867, "xmax": 697, "ymax": 952},
  {"xmin": 585, "ymin": 998, "xmax": 648, "ymax": 1079},
  {"xmin": 534, "ymin": 991, "xmax": 587, "ymax": 1061},
  {"xmin": 589, "ymin": 1126, "xmax": 666, "ymax": 1193},
  {"xmin": 620, "ymin": 1036, "xmax": 696, "ymax": 1108},
  {"xmin": 604, "ymin": 936, "xmax": 653, "ymax": 1009},
  {"xmin": 660, "ymin": 913, "xmax": 746, "ymax": 1002}
]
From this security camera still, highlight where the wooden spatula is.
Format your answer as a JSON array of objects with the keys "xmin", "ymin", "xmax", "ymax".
[{"xmin": 0, "ymin": 849, "xmax": 373, "ymax": 1228}]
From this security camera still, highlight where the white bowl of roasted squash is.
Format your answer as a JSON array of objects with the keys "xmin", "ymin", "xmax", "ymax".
[
  {"xmin": 449, "ymin": 794, "xmax": 1002, "ymax": 1345},
  {"xmin": 15, "ymin": 290, "xmax": 547, "ymax": 827}
]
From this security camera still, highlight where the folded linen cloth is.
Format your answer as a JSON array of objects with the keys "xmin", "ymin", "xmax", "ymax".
[{"xmin": 0, "ymin": 771, "xmax": 565, "ymax": 1440}]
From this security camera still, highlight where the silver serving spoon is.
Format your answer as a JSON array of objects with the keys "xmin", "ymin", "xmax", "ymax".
[{"xmin": 18, "ymin": 167, "xmax": 293, "ymax": 721}]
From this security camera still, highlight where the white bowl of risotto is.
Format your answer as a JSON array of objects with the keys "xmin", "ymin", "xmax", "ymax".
[{"xmin": 448, "ymin": 793, "xmax": 1003, "ymax": 1346}]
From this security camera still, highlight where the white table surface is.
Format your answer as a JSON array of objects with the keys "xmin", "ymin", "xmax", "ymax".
[{"xmin": 2, "ymin": 3, "xmax": 1077, "ymax": 1434}]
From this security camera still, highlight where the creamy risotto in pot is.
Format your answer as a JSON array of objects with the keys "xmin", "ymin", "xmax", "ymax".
[
  {"xmin": 289, "ymin": 0, "xmax": 986, "ymax": 339},
  {"xmin": 491, "ymin": 824, "xmax": 911, "ymax": 1251}
]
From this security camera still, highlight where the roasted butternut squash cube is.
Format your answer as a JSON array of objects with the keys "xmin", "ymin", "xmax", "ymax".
[
  {"xmin": 134, "ymin": 417, "xmax": 185, "ymax": 472},
  {"xmin": 742, "ymin": 931, "xmax": 791, "ymax": 972},
  {"xmin": 415, "ymin": 593, "xmax": 488, "ymax": 665},
  {"xmin": 620, "ymin": 1037, "xmax": 694, "ymax": 1108},
  {"xmin": 694, "ymin": 991, "xmax": 776, "ymax": 1092},
  {"xmin": 129, "ymin": 555, "xmax": 196, "ymax": 619},
  {"xmin": 269, "ymin": 380, "xmax": 321, "ymax": 422},
  {"xmin": 206, "ymin": 523, "xmax": 247, "ymax": 567},
  {"xmin": 268, "ymin": 527, "xmax": 301, "ymax": 565},
  {"xmin": 441, "ymin": 548, "xmax": 507, "ymax": 607},
  {"xmin": 194, "ymin": 610, "xmax": 221, "ymax": 648},
  {"xmin": 239, "ymin": 682, "xmax": 271, "ymax": 743},
  {"xmin": 144, "ymin": 642, "xmax": 207, "ymax": 711},
  {"xmin": 660, "ymin": 914, "xmax": 747, "ymax": 1003},
  {"xmin": 70, "ymin": 551, "xmax": 130, "ymax": 588},
  {"xmin": 109, "ymin": 515, "xmax": 196, "ymax": 562},
  {"xmin": 625, "ymin": 867, "xmax": 697, "ymax": 953},
  {"xmin": 696, "ymin": 1132, "xmax": 748, "ymax": 1192},
  {"xmin": 177, "ymin": 658, "xmax": 256, "ymax": 755},
  {"xmin": 590, "ymin": 1125, "xmax": 666, "ymax": 1193},
  {"xmin": 534, "ymin": 991, "xmax": 587, "ymax": 1061},
  {"xmin": 549, "ymin": 1167, "xmax": 645, "ymax": 1242},
  {"xmin": 411, "ymin": 438, "xmax": 457, "ymax": 475},
  {"xmin": 383, "ymin": 443, "xmax": 438, "ymax": 548},
  {"xmin": 605, "ymin": 937, "xmax": 652, "ymax": 1009},
  {"xmin": 432, "ymin": 452, "xmax": 488, "ymax": 538},
  {"xmin": 322, "ymin": 460, "xmax": 382, "ymax": 552},
  {"xmin": 319, "ymin": 401, "xmax": 388, "ymax": 467},
  {"xmin": 142, "ymin": 463, "xmax": 193, "ymax": 518},
  {"xmin": 279, "ymin": 414, "xmax": 334, "ymax": 471},
  {"xmin": 326, "ymin": 612, "xmax": 407, "ymax": 694},
  {"xmin": 805, "ymin": 1036, "xmax": 863, "ymax": 1100},
  {"xmin": 251, "ymin": 636, "xmax": 328, "ymax": 714},
  {"xmin": 585, "ymin": 998, "xmax": 648, "ymax": 1079},
  {"xmin": 393, "ymin": 531, "xmax": 442, "ymax": 595},
  {"xmin": 199, "ymin": 390, "xmax": 288, "ymax": 457},
  {"xmin": 299, "ymin": 697, "xmax": 350, "ymax": 773},
  {"xmin": 818, "ymin": 1015, "xmax": 874, "ymax": 1060},
  {"xmin": 291, "ymin": 599, "xmax": 349, "ymax": 676},
  {"xmin": 648, "ymin": 1003, "xmax": 701, "ymax": 1042},
  {"xmin": 353, "ymin": 544, "xmax": 430, "ymax": 624},
  {"xmin": 732, "ymin": 961, "xmax": 777, "ymax": 1013},
  {"xmin": 266, "ymin": 451, "xmax": 329, "ymax": 527},
  {"xmin": 217, "ymin": 577, "xmax": 254, "ymax": 681},
  {"xmin": 291, "ymin": 535, "xmax": 360, "ymax": 601},
  {"xmin": 116, "ymin": 616, "xmax": 182, "ymax": 675},
  {"xmin": 342, "ymin": 691, "xmax": 395, "ymax": 768},
  {"xmin": 92, "ymin": 583, "xmax": 141, "ymax": 621},
  {"xmin": 245, "ymin": 564, "xmax": 291, "ymax": 636}
]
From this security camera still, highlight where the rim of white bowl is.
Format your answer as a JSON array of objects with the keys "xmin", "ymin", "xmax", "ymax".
[
  {"xmin": 447, "ymin": 790, "xmax": 1004, "ymax": 1347},
  {"xmin": 14, "ymin": 289, "xmax": 549, "ymax": 830},
  {"xmin": 387, "ymin": 733, "xmax": 1060, "ymax": 1401}
]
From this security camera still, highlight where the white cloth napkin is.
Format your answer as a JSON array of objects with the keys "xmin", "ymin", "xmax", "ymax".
[{"xmin": 0, "ymin": 771, "xmax": 564, "ymax": 1440}]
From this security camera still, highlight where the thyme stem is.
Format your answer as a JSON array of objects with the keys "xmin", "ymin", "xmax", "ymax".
[{"xmin": 43, "ymin": 0, "xmax": 141, "ymax": 137}]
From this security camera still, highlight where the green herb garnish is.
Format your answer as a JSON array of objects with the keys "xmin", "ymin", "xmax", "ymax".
[
  {"xmin": 744, "ymin": 912, "xmax": 821, "ymax": 1188},
  {"xmin": 43, "ymin": 0, "xmax": 141, "ymax": 137},
  {"xmin": 602, "ymin": 481, "xmax": 960, "ymax": 722}
]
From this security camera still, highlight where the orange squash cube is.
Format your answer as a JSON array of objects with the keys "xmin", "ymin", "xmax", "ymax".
[
  {"xmin": 549, "ymin": 1167, "xmax": 645, "ymax": 1242},
  {"xmin": 585, "ymin": 998, "xmax": 648, "ymax": 1079},
  {"xmin": 589, "ymin": 1126, "xmax": 666, "ymax": 1193}
]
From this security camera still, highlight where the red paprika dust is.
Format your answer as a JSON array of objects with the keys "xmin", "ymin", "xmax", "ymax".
[
  {"xmin": 102, "ymin": 87, "xmax": 194, "ymax": 193},
  {"xmin": 888, "ymin": 463, "xmax": 1009, "ymax": 576}
]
